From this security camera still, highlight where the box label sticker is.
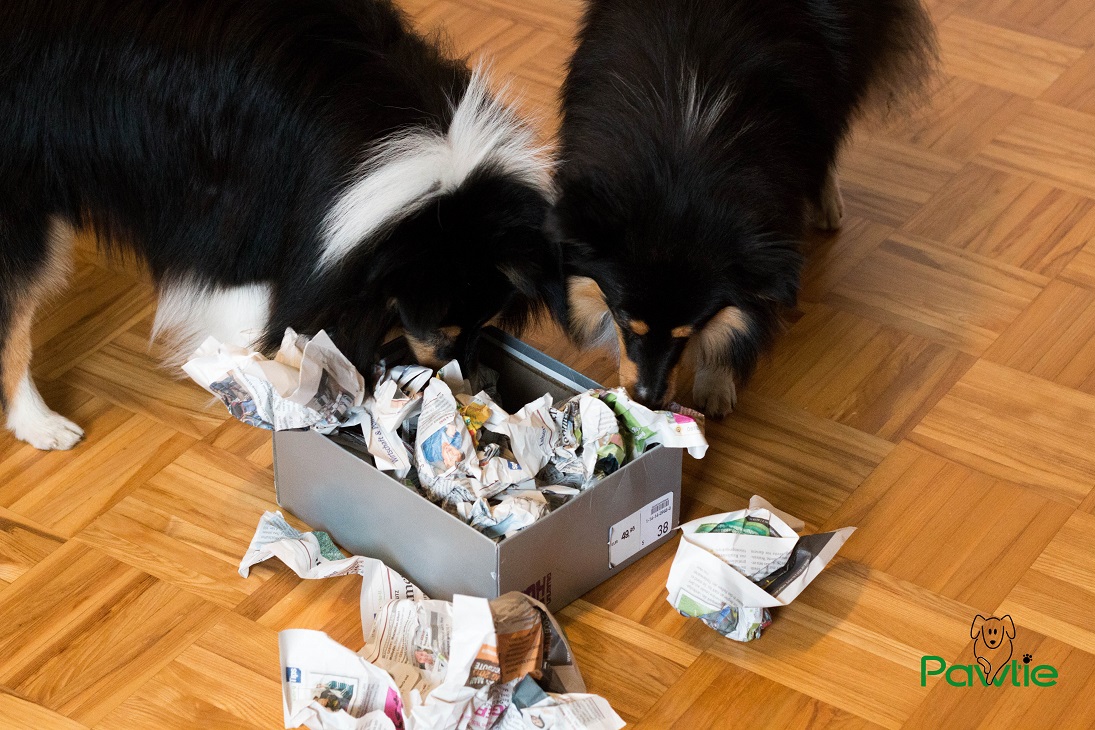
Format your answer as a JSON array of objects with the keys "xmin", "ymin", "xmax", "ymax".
[{"xmin": 608, "ymin": 492, "xmax": 675, "ymax": 568}]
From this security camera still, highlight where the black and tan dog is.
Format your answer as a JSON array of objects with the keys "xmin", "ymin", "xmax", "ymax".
[{"xmin": 550, "ymin": 0, "xmax": 936, "ymax": 414}]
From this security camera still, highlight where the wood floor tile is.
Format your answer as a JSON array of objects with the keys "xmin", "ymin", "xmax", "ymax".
[
  {"xmin": 938, "ymin": 14, "xmax": 1084, "ymax": 97},
  {"xmin": 75, "ymin": 494, "xmax": 265, "ymax": 609},
  {"xmin": 684, "ymin": 390, "xmax": 893, "ymax": 530},
  {"xmin": 998, "ymin": 511, "xmax": 1095, "ymax": 656},
  {"xmin": 0, "ymin": 506, "xmax": 65, "ymax": 585},
  {"xmin": 67, "ymin": 318, "xmax": 227, "ymax": 440},
  {"xmin": 978, "ymin": 101, "xmax": 1095, "ymax": 199},
  {"xmin": 902, "ymin": 163, "xmax": 1095, "ymax": 276},
  {"xmin": 824, "ymin": 233, "xmax": 1046, "ymax": 355},
  {"xmin": 634, "ymin": 650, "xmax": 883, "ymax": 730},
  {"xmin": 0, "ymin": 394, "xmax": 194, "ymax": 537},
  {"xmin": 91, "ymin": 680, "xmax": 266, "ymax": 730},
  {"xmin": 985, "ymin": 280, "xmax": 1095, "ymax": 394},
  {"xmin": 706, "ymin": 562, "xmax": 975, "ymax": 729},
  {"xmin": 196, "ymin": 613, "xmax": 283, "ymax": 680},
  {"xmin": 910, "ymin": 360, "xmax": 1095, "ymax": 504},
  {"xmin": 0, "ymin": 543, "xmax": 224, "ymax": 726},
  {"xmin": 556, "ymin": 600, "xmax": 700, "ymax": 722},
  {"xmin": 1042, "ymin": 47, "xmax": 1095, "ymax": 116},
  {"xmin": 753, "ymin": 304, "xmax": 976, "ymax": 442},
  {"xmin": 959, "ymin": 0, "xmax": 1095, "ymax": 45},
  {"xmin": 95, "ymin": 643, "xmax": 282, "ymax": 730},
  {"xmin": 800, "ymin": 216, "xmax": 895, "ymax": 304},
  {"xmin": 1059, "ymin": 237, "xmax": 1095, "ymax": 289},
  {"xmin": 0, "ymin": 692, "xmax": 89, "ymax": 730},
  {"xmin": 202, "ymin": 418, "xmax": 278, "ymax": 470},
  {"xmin": 888, "ymin": 76, "xmax": 1028, "ymax": 161},
  {"xmin": 838, "ymin": 136, "xmax": 964, "ymax": 227},
  {"xmin": 578, "ymin": 538, "xmax": 728, "ymax": 653},
  {"xmin": 256, "ymin": 573, "xmax": 369, "ymax": 651},
  {"xmin": 826, "ymin": 443, "xmax": 1073, "ymax": 611},
  {"xmin": 30, "ymin": 263, "xmax": 156, "ymax": 380}
]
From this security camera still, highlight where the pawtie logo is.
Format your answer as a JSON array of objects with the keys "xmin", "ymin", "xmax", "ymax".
[{"xmin": 920, "ymin": 614, "xmax": 1059, "ymax": 687}]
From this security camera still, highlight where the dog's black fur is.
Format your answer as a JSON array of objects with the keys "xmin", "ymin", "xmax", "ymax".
[
  {"xmin": 0, "ymin": 0, "xmax": 560, "ymax": 391},
  {"xmin": 550, "ymin": 0, "xmax": 935, "ymax": 413}
]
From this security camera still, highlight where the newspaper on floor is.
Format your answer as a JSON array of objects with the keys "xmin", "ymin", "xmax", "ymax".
[
  {"xmin": 665, "ymin": 496, "xmax": 855, "ymax": 641},
  {"xmin": 241, "ymin": 513, "xmax": 623, "ymax": 730},
  {"xmin": 183, "ymin": 328, "xmax": 365, "ymax": 432},
  {"xmin": 239, "ymin": 511, "xmax": 426, "ymax": 641}
]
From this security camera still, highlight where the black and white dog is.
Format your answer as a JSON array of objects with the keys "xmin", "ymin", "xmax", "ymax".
[
  {"xmin": 0, "ymin": 0, "xmax": 561, "ymax": 450},
  {"xmin": 551, "ymin": 0, "xmax": 935, "ymax": 415}
]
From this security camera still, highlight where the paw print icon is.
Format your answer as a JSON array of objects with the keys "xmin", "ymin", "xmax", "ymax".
[{"xmin": 1023, "ymin": 654, "xmax": 1033, "ymax": 664}]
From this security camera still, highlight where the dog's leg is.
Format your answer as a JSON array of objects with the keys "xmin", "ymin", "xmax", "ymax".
[
  {"xmin": 693, "ymin": 357, "xmax": 737, "ymax": 418},
  {"xmin": 1, "ymin": 217, "xmax": 83, "ymax": 450},
  {"xmin": 813, "ymin": 166, "xmax": 844, "ymax": 231}
]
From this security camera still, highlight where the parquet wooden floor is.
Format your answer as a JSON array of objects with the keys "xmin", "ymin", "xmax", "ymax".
[{"xmin": 3, "ymin": 0, "xmax": 1095, "ymax": 728}]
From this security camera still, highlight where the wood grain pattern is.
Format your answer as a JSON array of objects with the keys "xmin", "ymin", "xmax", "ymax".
[{"xmin": 2, "ymin": 1, "xmax": 1095, "ymax": 728}]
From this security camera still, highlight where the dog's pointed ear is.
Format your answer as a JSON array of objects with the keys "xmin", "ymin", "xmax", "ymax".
[
  {"xmin": 971, "ymin": 615, "xmax": 987, "ymax": 640},
  {"xmin": 1001, "ymin": 615, "xmax": 1016, "ymax": 639}
]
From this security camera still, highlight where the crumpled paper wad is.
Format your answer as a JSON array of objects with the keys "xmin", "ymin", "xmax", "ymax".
[
  {"xmin": 184, "ymin": 329, "xmax": 365, "ymax": 431},
  {"xmin": 665, "ymin": 496, "xmax": 855, "ymax": 642},
  {"xmin": 240, "ymin": 512, "xmax": 624, "ymax": 730}
]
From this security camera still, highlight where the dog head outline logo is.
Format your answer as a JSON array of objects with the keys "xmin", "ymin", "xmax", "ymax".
[{"xmin": 971, "ymin": 614, "xmax": 1015, "ymax": 684}]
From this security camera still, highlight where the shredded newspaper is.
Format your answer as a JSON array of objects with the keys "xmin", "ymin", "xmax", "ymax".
[
  {"xmin": 242, "ymin": 512, "xmax": 624, "ymax": 730},
  {"xmin": 187, "ymin": 330, "xmax": 708, "ymax": 539},
  {"xmin": 665, "ymin": 496, "xmax": 855, "ymax": 641}
]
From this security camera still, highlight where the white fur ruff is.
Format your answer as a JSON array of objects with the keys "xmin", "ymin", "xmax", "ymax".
[
  {"xmin": 152, "ymin": 280, "xmax": 272, "ymax": 363},
  {"xmin": 318, "ymin": 67, "xmax": 551, "ymax": 269}
]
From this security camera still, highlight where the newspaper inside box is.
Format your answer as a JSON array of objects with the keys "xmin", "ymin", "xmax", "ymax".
[{"xmin": 273, "ymin": 329, "xmax": 682, "ymax": 611}]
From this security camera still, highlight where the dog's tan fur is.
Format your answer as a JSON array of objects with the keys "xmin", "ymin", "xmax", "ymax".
[
  {"xmin": 687, "ymin": 306, "xmax": 749, "ymax": 416},
  {"xmin": 405, "ymin": 325, "xmax": 463, "ymax": 369},
  {"xmin": 671, "ymin": 324, "xmax": 694, "ymax": 338},
  {"xmin": 567, "ymin": 276, "xmax": 613, "ymax": 346},
  {"xmin": 696, "ymin": 305, "xmax": 749, "ymax": 361},
  {"xmin": 627, "ymin": 319, "xmax": 649, "ymax": 335},
  {"xmin": 1, "ymin": 219, "xmax": 75, "ymax": 407},
  {"xmin": 614, "ymin": 326, "xmax": 638, "ymax": 389}
]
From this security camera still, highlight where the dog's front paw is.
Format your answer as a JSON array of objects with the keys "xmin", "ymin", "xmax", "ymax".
[
  {"xmin": 8, "ymin": 410, "xmax": 84, "ymax": 451},
  {"xmin": 694, "ymin": 368, "xmax": 737, "ymax": 418}
]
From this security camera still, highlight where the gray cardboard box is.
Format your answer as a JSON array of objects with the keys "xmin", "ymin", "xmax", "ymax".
[{"xmin": 273, "ymin": 329, "xmax": 682, "ymax": 611}]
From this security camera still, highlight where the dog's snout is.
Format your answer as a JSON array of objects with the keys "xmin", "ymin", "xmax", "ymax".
[{"xmin": 633, "ymin": 382, "xmax": 668, "ymax": 410}]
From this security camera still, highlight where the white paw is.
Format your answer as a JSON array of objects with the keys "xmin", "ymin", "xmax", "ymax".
[
  {"xmin": 8, "ymin": 410, "xmax": 84, "ymax": 451},
  {"xmin": 814, "ymin": 176, "xmax": 844, "ymax": 231},
  {"xmin": 694, "ymin": 369, "xmax": 737, "ymax": 418}
]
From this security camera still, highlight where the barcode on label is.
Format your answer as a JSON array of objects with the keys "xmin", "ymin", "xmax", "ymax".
[
  {"xmin": 649, "ymin": 498, "xmax": 671, "ymax": 519},
  {"xmin": 608, "ymin": 491, "xmax": 675, "ymax": 568}
]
